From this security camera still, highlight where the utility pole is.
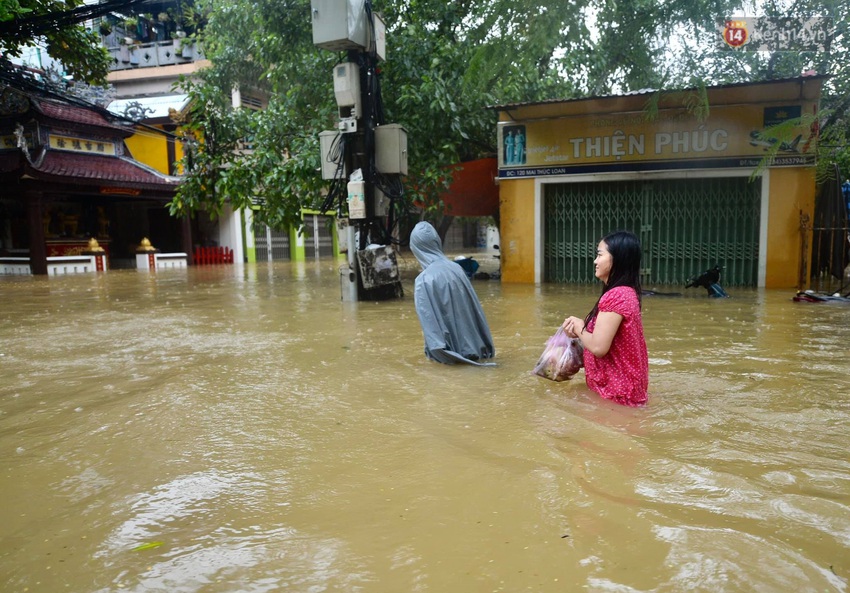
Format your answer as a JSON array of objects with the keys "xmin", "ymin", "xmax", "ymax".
[{"xmin": 311, "ymin": 0, "xmax": 407, "ymax": 301}]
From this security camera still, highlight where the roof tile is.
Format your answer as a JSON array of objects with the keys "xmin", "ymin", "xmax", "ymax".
[
  {"xmin": 34, "ymin": 99, "xmax": 129, "ymax": 132},
  {"xmin": 32, "ymin": 151, "xmax": 178, "ymax": 189}
]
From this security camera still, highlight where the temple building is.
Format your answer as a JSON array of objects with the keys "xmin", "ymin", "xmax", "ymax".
[{"xmin": 0, "ymin": 85, "xmax": 185, "ymax": 274}]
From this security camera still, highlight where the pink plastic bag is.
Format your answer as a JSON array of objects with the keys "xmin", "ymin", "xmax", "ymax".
[{"xmin": 532, "ymin": 326, "xmax": 584, "ymax": 381}]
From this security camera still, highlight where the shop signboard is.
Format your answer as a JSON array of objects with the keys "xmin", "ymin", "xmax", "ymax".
[{"xmin": 497, "ymin": 101, "xmax": 817, "ymax": 178}]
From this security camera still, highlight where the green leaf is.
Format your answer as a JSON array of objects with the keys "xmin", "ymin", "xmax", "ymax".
[{"xmin": 132, "ymin": 541, "xmax": 164, "ymax": 551}]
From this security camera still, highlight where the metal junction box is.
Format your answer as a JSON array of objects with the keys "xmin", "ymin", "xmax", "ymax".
[
  {"xmin": 373, "ymin": 187, "xmax": 389, "ymax": 217},
  {"xmin": 310, "ymin": 0, "xmax": 368, "ymax": 51},
  {"xmin": 319, "ymin": 130, "xmax": 345, "ymax": 180},
  {"xmin": 370, "ymin": 13, "xmax": 386, "ymax": 61},
  {"xmin": 333, "ymin": 62, "xmax": 361, "ymax": 118},
  {"xmin": 374, "ymin": 124, "xmax": 408, "ymax": 175}
]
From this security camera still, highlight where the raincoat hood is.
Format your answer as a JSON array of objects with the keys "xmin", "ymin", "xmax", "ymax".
[
  {"xmin": 410, "ymin": 221, "xmax": 495, "ymax": 366},
  {"xmin": 410, "ymin": 221, "xmax": 444, "ymax": 269}
]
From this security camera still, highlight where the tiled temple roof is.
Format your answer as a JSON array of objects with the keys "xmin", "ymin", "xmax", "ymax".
[
  {"xmin": 1, "ymin": 149, "xmax": 178, "ymax": 192},
  {"xmin": 31, "ymin": 98, "xmax": 133, "ymax": 136},
  {"xmin": 36, "ymin": 151, "xmax": 178, "ymax": 188}
]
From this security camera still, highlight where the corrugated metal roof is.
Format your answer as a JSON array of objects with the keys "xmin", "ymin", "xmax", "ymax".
[{"xmin": 487, "ymin": 74, "xmax": 829, "ymax": 111}]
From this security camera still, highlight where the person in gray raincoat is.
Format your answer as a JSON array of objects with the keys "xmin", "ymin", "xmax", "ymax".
[{"xmin": 409, "ymin": 221, "xmax": 495, "ymax": 366}]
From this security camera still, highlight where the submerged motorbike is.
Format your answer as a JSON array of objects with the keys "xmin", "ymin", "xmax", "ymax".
[{"xmin": 685, "ymin": 265, "xmax": 730, "ymax": 298}]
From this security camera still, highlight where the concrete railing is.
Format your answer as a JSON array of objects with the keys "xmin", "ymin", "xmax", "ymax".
[
  {"xmin": 0, "ymin": 257, "xmax": 31, "ymax": 275},
  {"xmin": 1, "ymin": 255, "xmax": 109, "ymax": 276},
  {"xmin": 107, "ymin": 40, "xmax": 205, "ymax": 71},
  {"xmin": 48, "ymin": 255, "xmax": 107, "ymax": 275},
  {"xmin": 136, "ymin": 252, "xmax": 188, "ymax": 270}
]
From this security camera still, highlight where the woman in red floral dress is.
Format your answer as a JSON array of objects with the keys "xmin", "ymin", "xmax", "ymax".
[{"xmin": 562, "ymin": 231, "xmax": 649, "ymax": 407}]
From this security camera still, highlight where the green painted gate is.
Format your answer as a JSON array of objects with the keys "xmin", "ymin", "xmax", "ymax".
[{"xmin": 544, "ymin": 177, "xmax": 761, "ymax": 286}]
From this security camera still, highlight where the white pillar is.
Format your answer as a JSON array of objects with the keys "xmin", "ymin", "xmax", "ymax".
[
  {"xmin": 243, "ymin": 208, "xmax": 255, "ymax": 253},
  {"xmin": 219, "ymin": 204, "xmax": 245, "ymax": 264}
]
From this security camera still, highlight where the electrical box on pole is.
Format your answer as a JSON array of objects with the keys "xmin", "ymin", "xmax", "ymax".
[
  {"xmin": 319, "ymin": 130, "xmax": 346, "ymax": 179},
  {"xmin": 310, "ymin": 0, "xmax": 368, "ymax": 51},
  {"xmin": 312, "ymin": 0, "xmax": 405, "ymax": 302},
  {"xmin": 369, "ymin": 12, "xmax": 387, "ymax": 61},
  {"xmin": 374, "ymin": 124, "xmax": 408, "ymax": 175},
  {"xmin": 347, "ymin": 180, "xmax": 366, "ymax": 219},
  {"xmin": 333, "ymin": 62, "xmax": 361, "ymax": 133}
]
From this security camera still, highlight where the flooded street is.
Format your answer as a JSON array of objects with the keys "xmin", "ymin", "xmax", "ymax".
[{"xmin": 1, "ymin": 260, "xmax": 849, "ymax": 592}]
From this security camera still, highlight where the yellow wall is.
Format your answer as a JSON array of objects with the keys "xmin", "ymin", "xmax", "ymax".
[
  {"xmin": 499, "ymin": 178, "xmax": 536, "ymax": 283},
  {"xmin": 124, "ymin": 129, "xmax": 168, "ymax": 173},
  {"xmin": 493, "ymin": 78, "xmax": 823, "ymax": 288},
  {"xmin": 765, "ymin": 167, "xmax": 815, "ymax": 288},
  {"xmin": 123, "ymin": 125, "xmax": 185, "ymax": 175},
  {"xmin": 172, "ymin": 130, "xmax": 185, "ymax": 175},
  {"xmin": 499, "ymin": 168, "xmax": 816, "ymax": 288}
]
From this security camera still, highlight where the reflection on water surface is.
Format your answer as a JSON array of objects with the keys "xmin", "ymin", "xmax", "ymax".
[{"xmin": 1, "ymin": 262, "xmax": 849, "ymax": 592}]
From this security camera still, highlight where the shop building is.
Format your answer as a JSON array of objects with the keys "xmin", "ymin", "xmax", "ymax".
[{"xmin": 491, "ymin": 76, "xmax": 823, "ymax": 289}]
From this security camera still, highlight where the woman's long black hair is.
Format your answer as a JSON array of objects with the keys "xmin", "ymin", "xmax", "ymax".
[{"xmin": 583, "ymin": 230, "xmax": 643, "ymax": 327}]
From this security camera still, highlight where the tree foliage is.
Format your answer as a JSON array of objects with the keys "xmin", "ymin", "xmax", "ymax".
[
  {"xmin": 664, "ymin": 0, "xmax": 850, "ymax": 180},
  {"xmin": 171, "ymin": 0, "xmax": 850, "ymax": 231},
  {"xmin": 169, "ymin": 0, "xmax": 334, "ymax": 230},
  {"xmin": 0, "ymin": 0, "xmax": 111, "ymax": 84}
]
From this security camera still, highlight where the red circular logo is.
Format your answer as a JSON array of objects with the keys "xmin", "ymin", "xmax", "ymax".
[{"xmin": 723, "ymin": 20, "xmax": 749, "ymax": 48}]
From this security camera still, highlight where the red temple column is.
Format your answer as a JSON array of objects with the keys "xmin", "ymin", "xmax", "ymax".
[
  {"xmin": 26, "ymin": 191, "xmax": 47, "ymax": 275},
  {"xmin": 181, "ymin": 215, "xmax": 193, "ymax": 265}
]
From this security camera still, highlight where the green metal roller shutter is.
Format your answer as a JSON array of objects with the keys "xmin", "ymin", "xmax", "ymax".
[{"xmin": 544, "ymin": 177, "xmax": 761, "ymax": 286}]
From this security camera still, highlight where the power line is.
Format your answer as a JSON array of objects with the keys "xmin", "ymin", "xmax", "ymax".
[{"xmin": 0, "ymin": 0, "xmax": 155, "ymax": 37}]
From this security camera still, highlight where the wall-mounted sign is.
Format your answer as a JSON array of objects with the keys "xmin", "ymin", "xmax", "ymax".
[
  {"xmin": 1, "ymin": 134, "xmax": 25, "ymax": 150},
  {"xmin": 100, "ymin": 187, "xmax": 141, "ymax": 196},
  {"xmin": 49, "ymin": 134, "xmax": 116, "ymax": 156},
  {"xmin": 497, "ymin": 101, "xmax": 817, "ymax": 178},
  {"xmin": 0, "ymin": 127, "xmax": 38, "ymax": 151}
]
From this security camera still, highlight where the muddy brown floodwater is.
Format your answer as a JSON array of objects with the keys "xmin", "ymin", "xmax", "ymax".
[{"xmin": 1, "ymin": 260, "xmax": 849, "ymax": 592}]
